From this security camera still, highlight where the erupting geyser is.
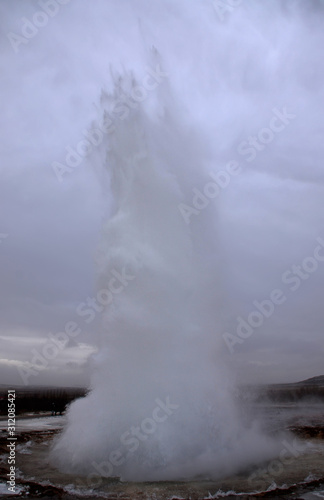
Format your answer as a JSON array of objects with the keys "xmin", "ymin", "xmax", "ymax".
[
  {"xmin": 48, "ymin": 0, "xmax": 322, "ymax": 482},
  {"xmin": 50, "ymin": 76, "xmax": 275, "ymax": 480}
]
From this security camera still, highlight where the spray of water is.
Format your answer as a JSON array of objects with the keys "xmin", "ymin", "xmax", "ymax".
[
  {"xmin": 49, "ymin": 74, "xmax": 277, "ymax": 481},
  {"xmin": 49, "ymin": 0, "xmax": 324, "ymax": 481}
]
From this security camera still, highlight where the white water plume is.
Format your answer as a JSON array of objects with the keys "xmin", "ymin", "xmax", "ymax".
[
  {"xmin": 50, "ymin": 75, "xmax": 278, "ymax": 481},
  {"xmin": 48, "ymin": 0, "xmax": 324, "ymax": 482}
]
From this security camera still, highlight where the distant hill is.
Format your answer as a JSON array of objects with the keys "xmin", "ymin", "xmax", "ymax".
[
  {"xmin": 0, "ymin": 386, "xmax": 87, "ymax": 415},
  {"xmin": 295, "ymin": 375, "xmax": 324, "ymax": 387},
  {"xmin": 239, "ymin": 376, "xmax": 324, "ymax": 404}
]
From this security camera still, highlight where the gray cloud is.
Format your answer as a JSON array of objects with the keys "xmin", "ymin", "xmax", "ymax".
[{"xmin": 1, "ymin": 0, "xmax": 324, "ymax": 386}]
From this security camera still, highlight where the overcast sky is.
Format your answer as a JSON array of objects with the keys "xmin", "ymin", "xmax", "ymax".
[{"xmin": 1, "ymin": 0, "xmax": 324, "ymax": 387}]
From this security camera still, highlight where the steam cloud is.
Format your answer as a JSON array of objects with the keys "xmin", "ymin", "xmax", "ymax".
[
  {"xmin": 47, "ymin": 0, "xmax": 324, "ymax": 482},
  {"xmin": 51, "ymin": 77, "xmax": 277, "ymax": 480}
]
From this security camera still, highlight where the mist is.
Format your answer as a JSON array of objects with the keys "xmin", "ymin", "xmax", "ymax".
[
  {"xmin": 50, "ymin": 70, "xmax": 279, "ymax": 481},
  {"xmin": 2, "ymin": 0, "xmax": 324, "ymax": 481}
]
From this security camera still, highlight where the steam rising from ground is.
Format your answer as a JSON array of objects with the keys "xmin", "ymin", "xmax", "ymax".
[
  {"xmin": 51, "ymin": 80, "xmax": 277, "ymax": 480},
  {"xmin": 49, "ymin": 0, "xmax": 324, "ymax": 482}
]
